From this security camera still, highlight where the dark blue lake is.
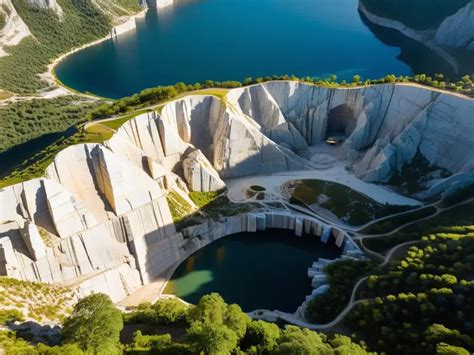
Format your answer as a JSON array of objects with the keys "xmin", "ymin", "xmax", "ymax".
[
  {"xmin": 54, "ymin": 0, "xmax": 451, "ymax": 99},
  {"xmin": 164, "ymin": 229, "xmax": 341, "ymax": 312}
]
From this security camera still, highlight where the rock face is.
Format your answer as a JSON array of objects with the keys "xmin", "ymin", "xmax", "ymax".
[
  {"xmin": 0, "ymin": 0, "xmax": 31, "ymax": 57},
  {"xmin": 26, "ymin": 0, "xmax": 62, "ymax": 15},
  {"xmin": 1, "ymin": 82, "xmax": 472, "ymax": 302},
  {"xmin": 226, "ymin": 82, "xmax": 474, "ymax": 183},
  {"xmin": 434, "ymin": 1, "xmax": 474, "ymax": 49},
  {"xmin": 182, "ymin": 149, "xmax": 225, "ymax": 192}
]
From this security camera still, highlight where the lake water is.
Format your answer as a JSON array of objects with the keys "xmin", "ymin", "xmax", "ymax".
[
  {"xmin": 163, "ymin": 229, "xmax": 341, "ymax": 312},
  {"xmin": 54, "ymin": 0, "xmax": 430, "ymax": 99}
]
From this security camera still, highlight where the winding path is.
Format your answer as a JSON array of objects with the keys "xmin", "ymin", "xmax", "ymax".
[
  {"xmin": 249, "ymin": 238, "xmax": 419, "ymax": 330},
  {"xmin": 250, "ymin": 197, "xmax": 474, "ymax": 330}
]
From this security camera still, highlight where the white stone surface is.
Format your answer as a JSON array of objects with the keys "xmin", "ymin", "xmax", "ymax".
[
  {"xmin": 0, "ymin": 0, "xmax": 31, "ymax": 57},
  {"xmin": 182, "ymin": 149, "xmax": 225, "ymax": 192}
]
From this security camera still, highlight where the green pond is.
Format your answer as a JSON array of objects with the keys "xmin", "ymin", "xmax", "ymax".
[{"xmin": 164, "ymin": 229, "xmax": 341, "ymax": 312}]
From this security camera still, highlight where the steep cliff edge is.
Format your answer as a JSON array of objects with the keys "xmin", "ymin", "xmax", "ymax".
[
  {"xmin": 0, "ymin": 82, "xmax": 472, "ymax": 302},
  {"xmin": 0, "ymin": 0, "xmax": 31, "ymax": 56}
]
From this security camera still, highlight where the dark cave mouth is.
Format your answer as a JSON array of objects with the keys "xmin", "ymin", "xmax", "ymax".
[{"xmin": 325, "ymin": 104, "xmax": 357, "ymax": 145}]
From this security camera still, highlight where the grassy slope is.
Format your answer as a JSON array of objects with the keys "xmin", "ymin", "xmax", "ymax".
[{"xmin": 360, "ymin": 0, "xmax": 470, "ymax": 30}]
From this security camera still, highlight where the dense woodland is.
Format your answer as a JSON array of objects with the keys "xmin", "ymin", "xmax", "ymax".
[
  {"xmin": 0, "ymin": 0, "xmax": 128, "ymax": 93},
  {"xmin": 348, "ymin": 229, "xmax": 474, "ymax": 354},
  {"xmin": 1, "ymin": 293, "xmax": 373, "ymax": 354},
  {"xmin": 0, "ymin": 96, "xmax": 100, "ymax": 153}
]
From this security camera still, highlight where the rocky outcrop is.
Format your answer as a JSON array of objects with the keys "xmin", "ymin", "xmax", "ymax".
[
  {"xmin": 434, "ymin": 1, "xmax": 474, "ymax": 49},
  {"xmin": 226, "ymin": 82, "xmax": 474, "ymax": 185},
  {"xmin": 110, "ymin": 17, "xmax": 137, "ymax": 38},
  {"xmin": 182, "ymin": 149, "xmax": 225, "ymax": 192},
  {"xmin": 0, "ymin": 0, "xmax": 31, "ymax": 57},
  {"xmin": 27, "ymin": 0, "xmax": 63, "ymax": 16},
  {"xmin": 1, "ymin": 81, "xmax": 472, "ymax": 303},
  {"xmin": 147, "ymin": 0, "xmax": 173, "ymax": 8}
]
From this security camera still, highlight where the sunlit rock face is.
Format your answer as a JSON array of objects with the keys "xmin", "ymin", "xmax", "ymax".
[
  {"xmin": 0, "ymin": 0, "xmax": 31, "ymax": 57},
  {"xmin": 0, "ymin": 81, "xmax": 473, "ymax": 302},
  {"xmin": 226, "ymin": 82, "xmax": 474, "ymax": 183}
]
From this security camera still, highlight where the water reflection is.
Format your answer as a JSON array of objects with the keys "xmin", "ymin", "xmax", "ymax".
[{"xmin": 359, "ymin": 10, "xmax": 474, "ymax": 76}]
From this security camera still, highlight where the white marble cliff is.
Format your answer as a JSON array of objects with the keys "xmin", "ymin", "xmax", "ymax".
[
  {"xmin": 0, "ymin": 81, "xmax": 473, "ymax": 302},
  {"xmin": 0, "ymin": 0, "xmax": 31, "ymax": 57}
]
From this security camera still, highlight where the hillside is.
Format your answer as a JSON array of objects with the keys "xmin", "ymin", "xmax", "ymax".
[
  {"xmin": 360, "ymin": 0, "xmax": 470, "ymax": 30},
  {"xmin": 0, "ymin": 0, "xmax": 142, "ymax": 94}
]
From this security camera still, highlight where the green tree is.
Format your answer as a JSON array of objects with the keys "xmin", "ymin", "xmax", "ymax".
[
  {"xmin": 436, "ymin": 343, "xmax": 470, "ymax": 355},
  {"xmin": 151, "ymin": 298, "xmax": 189, "ymax": 325},
  {"xmin": 187, "ymin": 293, "xmax": 249, "ymax": 340},
  {"xmin": 273, "ymin": 326, "xmax": 332, "ymax": 355},
  {"xmin": 352, "ymin": 75, "xmax": 361, "ymax": 83},
  {"xmin": 243, "ymin": 320, "xmax": 280, "ymax": 352},
  {"xmin": 62, "ymin": 293, "xmax": 123, "ymax": 354},
  {"xmin": 224, "ymin": 304, "xmax": 250, "ymax": 339},
  {"xmin": 187, "ymin": 322, "xmax": 238, "ymax": 355}
]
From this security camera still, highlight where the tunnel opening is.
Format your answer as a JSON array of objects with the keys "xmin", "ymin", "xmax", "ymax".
[{"xmin": 325, "ymin": 104, "xmax": 356, "ymax": 145}]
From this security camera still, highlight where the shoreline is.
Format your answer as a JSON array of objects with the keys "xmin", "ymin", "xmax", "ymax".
[
  {"xmin": 358, "ymin": 2, "xmax": 460, "ymax": 74},
  {"xmin": 42, "ymin": 8, "xmax": 149, "ymax": 100}
]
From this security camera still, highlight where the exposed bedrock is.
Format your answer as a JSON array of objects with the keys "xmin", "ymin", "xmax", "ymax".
[
  {"xmin": 226, "ymin": 82, "xmax": 474, "ymax": 183},
  {"xmin": 0, "ymin": 0, "xmax": 31, "ymax": 57},
  {"xmin": 0, "ymin": 81, "xmax": 472, "ymax": 302}
]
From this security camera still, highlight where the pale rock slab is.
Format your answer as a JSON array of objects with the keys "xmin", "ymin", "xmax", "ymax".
[{"xmin": 182, "ymin": 149, "xmax": 225, "ymax": 192}]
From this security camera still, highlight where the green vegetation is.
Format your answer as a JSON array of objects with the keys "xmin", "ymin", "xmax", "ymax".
[
  {"xmin": 388, "ymin": 153, "xmax": 450, "ymax": 195},
  {"xmin": 0, "ymin": 13, "xmax": 5, "ymax": 30},
  {"xmin": 0, "ymin": 0, "xmax": 111, "ymax": 93},
  {"xmin": 168, "ymin": 187, "xmax": 257, "ymax": 230},
  {"xmin": 0, "ymin": 277, "xmax": 74, "ymax": 324},
  {"xmin": 360, "ymin": 206, "xmax": 437, "ymax": 235},
  {"xmin": 189, "ymin": 190, "xmax": 224, "ymax": 209},
  {"xmin": 0, "ymin": 309, "xmax": 24, "ymax": 325},
  {"xmin": 88, "ymin": 81, "xmax": 240, "ymax": 120},
  {"xmin": 166, "ymin": 190, "xmax": 195, "ymax": 223},
  {"xmin": 360, "ymin": 0, "xmax": 470, "ymax": 30},
  {"xmin": 62, "ymin": 293, "xmax": 123, "ymax": 354},
  {"xmin": 88, "ymin": 74, "xmax": 474, "ymax": 122},
  {"xmin": 347, "ymin": 230, "xmax": 474, "ymax": 354},
  {"xmin": 0, "ymin": 331, "xmax": 83, "ymax": 354},
  {"xmin": 122, "ymin": 293, "xmax": 372, "ymax": 354},
  {"xmin": 0, "ymin": 96, "xmax": 101, "ymax": 153},
  {"xmin": 306, "ymin": 260, "xmax": 374, "ymax": 323},
  {"xmin": 363, "ymin": 200, "xmax": 474, "ymax": 253},
  {"xmin": 288, "ymin": 179, "xmax": 412, "ymax": 225},
  {"xmin": 123, "ymin": 298, "xmax": 188, "ymax": 326}
]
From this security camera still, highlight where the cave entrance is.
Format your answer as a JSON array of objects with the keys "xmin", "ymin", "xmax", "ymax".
[{"xmin": 325, "ymin": 104, "xmax": 356, "ymax": 145}]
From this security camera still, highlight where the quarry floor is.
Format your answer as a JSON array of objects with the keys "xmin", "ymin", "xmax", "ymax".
[{"xmin": 225, "ymin": 161, "xmax": 421, "ymax": 207}]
